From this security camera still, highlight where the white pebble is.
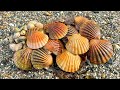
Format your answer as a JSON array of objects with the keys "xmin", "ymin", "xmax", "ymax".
[
  {"xmin": 27, "ymin": 23, "xmax": 35, "ymax": 29},
  {"xmin": 9, "ymin": 43, "xmax": 22, "ymax": 51},
  {"xmin": 35, "ymin": 22, "xmax": 43, "ymax": 29},
  {"xmin": 20, "ymin": 30, "xmax": 26, "ymax": 36},
  {"xmin": 9, "ymin": 23, "xmax": 14, "ymax": 27},
  {"xmin": 13, "ymin": 32, "xmax": 20, "ymax": 39},
  {"xmin": 28, "ymin": 20, "xmax": 38, "ymax": 25}
]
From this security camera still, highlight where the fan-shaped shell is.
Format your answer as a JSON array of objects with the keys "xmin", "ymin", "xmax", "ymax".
[
  {"xmin": 80, "ymin": 20, "xmax": 101, "ymax": 40},
  {"xmin": 56, "ymin": 50, "xmax": 81, "ymax": 72},
  {"xmin": 31, "ymin": 48, "xmax": 53, "ymax": 69},
  {"xmin": 44, "ymin": 39, "xmax": 64, "ymax": 55},
  {"xmin": 44, "ymin": 22, "xmax": 68, "ymax": 39},
  {"xmin": 88, "ymin": 39, "xmax": 113, "ymax": 64},
  {"xmin": 66, "ymin": 25, "xmax": 78, "ymax": 36},
  {"xmin": 26, "ymin": 27, "xmax": 49, "ymax": 49},
  {"xmin": 74, "ymin": 16, "xmax": 89, "ymax": 30},
  {"xmin": 13, "ymin": 47, "xmax": 32, "ymax": 70},
  {"xmin": 66, "ymin": 34, "xmax": 89, "ymax": 55}
]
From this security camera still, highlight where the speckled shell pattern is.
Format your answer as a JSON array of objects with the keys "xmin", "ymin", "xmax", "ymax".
[
  {"xmin": 56, "ymin": 50, "xmax": 81, "ymax": 73},
  {"xmin": 31, "ymin": 48, "xmax": 53, "ymax": 69},
  {"xmin": 80, "ymin": 20, "xmax": 101, "ymax": 40},
  {"xmin": 45, "ymin": 22, "xmax": 68, "ymax": 39},
  {"xmin": 26, "ymin": 27, "xmax": 49, "ymax": 49},
  {"xmin": 44, "ymin": 39, "xmax": 64, "ymax": 55},
  {"xmin": 13, "ymin": 47, "xmax": 32, "ymax": 70},
  {"xmin": 88, "ymin": 39, "xmax": 113, "ymax": 64},
  {"xmin": 66, "ymin": 34, "xmax": 89, "ymax": 55}
]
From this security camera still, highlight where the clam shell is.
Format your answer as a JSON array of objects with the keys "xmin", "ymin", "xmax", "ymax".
[
  {"xmin": 13, "ymin": 47, "xmax": 32, "ymax": 70},
  {"xmin": 80, "ymin": 20, "xmax": 101, "ymax": 40},
  {"xmin": 88, "ymin": 39, "xmax": 113, "ymax": 64},
  {"xmin": 26, "ymin": 27, "xmax": 49, "ymax": 49},
  {"xmin": 44, "ymin": 39, "xmax": 64, "ymax": 55},
  {"xmin": 31, "ymin": 48, "xmax": 53, "ymax": 69},
  {"xmin": 66, "ymin": 34, "xmax": 89, "ymax": 55},
  {"xmin": 66, "ymin": 25, "xmax": 78, "ymax": 36},
  {"xmin": 74, "ymin": 16, "xmax": 89, "ymax": 30},
  {"xmin": 44, "ymin": 22, "xmax": 68, "ymax": 39},
  {"xmin": 56, "ymin": 50, "xmax": 81, "ymax": 72}
]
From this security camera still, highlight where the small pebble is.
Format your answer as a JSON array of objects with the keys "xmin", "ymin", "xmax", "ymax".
[
  {"xmin": 9, "ymin": 23, "xmax": 14, "ymax": 27},
  {"xmin": 44, "ymin": 11, "xmax": 52, "ymax": 16},
  {"xmin": 27, "ymin": 23, "xmax": 35, "ymax": 30},
  {"xmin": 20, "ymin": 30, "xmax": 26, "ymax": 36},
  {"xmin": 28, "ymin": 20, "xmax": 38, "ymax": 25},
  {"xmin": 8, "ymin": 36, "xmax": 14, "ymax": 43},
  {"xmin": 113, "ymin": 44, "xmax": 120, "ymax": 50},
  {"xmin": 35, "ymin": 22, "xmax": 43, "ymax": 29},
  {"xmin": 13, "ymin": 32, "xmax": 20, "ymax": 39}
]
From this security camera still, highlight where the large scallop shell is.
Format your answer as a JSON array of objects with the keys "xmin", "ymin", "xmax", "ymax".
[
  {"xmin": 74, "ymin": 16, "xmax": 89, "ymax": 30},
  {"xmin": 88, "ymin": 39, "xmax": 113, "ymax": 64},
  {"xmin": 31, "ymin": 48, "xmax": 53, "ymax": 69},
  {"xmin": 56, "ymin": 50, "xmax": 81, "ymax": 73},
  {"xmin": 44, "ymin": 39, "xmax": 64, "ymax": 55},
  {"xmin": 80, "ymin": 20, "xmax": 101, "ymax": 40},
  {"xmin": 44, "ymin": 22, "xmax": 68, "ymax": 39},
  {"xmin": 13, "ymin": 47, "xmax": 32, "ymax": 70},
  {"xmin": 26, "ymin": 27, "xmax": 49, "ymax": 49},
  {"xmin": 66, "ymin": 34, "xmax": 89, "ymax": 55}
]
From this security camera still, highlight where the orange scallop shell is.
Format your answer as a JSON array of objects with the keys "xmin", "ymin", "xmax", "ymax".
[
  {"xmin": 13, "ymin": 47, "xmax": 32, "ymax": 70},
  {"xmin": 44, "ymin": 22, "xmax": 68, "ymax": 39},
  {"xmin": 26, "ymin": 27, "xmax": 49, "ymax": 49},
  {"xmin": 66, "ymin": 25, "xmax": 78, "ymax": 36},
  {"xmin": 56, "ymin": 50, "xmax": 81, "ymax": 73},
  {"xmin": 88, "ymin": 39, "xmax": 113, "ymax": 64},
  {"xmin": 44, "ymin": 39, "xmax": 64, "ymax": 55},
  {"xmin": 31, "ymin": 48, "xmax": 53, "ymax": 69},
  {"xmin": 74, "ymin": 16, "xmax": 89, "ymax": 30},
  {"xmin": 66, "ymin": 34, "xmax": 89, "ymax": 55},
  {"xmin": 80, "ymin": 20, "xmax": 101, "ymax": 40}
]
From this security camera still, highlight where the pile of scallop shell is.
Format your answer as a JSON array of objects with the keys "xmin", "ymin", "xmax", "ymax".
[{"xmin": 13, "ymin": 16, "xmax": 113, "ymax": 73}]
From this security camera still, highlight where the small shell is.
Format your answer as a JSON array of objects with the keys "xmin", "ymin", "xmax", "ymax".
[
  {"xmin": 74, "ymin": 16, "xmax": 89, "ymax": 30},
  {"xmin": 66, "ymin": 25, "xmax": 78, "ymax": 36},
  {"xmin": 44, "ymin": 39, "xmax": 64, "ymax": 55},
  {"xmin": 56, "ymin": 50, "xmax": 81, "ymax": 73},
  {"xmin": 31, "ymin": 48, "xmax": 53, "ymax": 69},
  {"xmin": 45, "ymin": 22, "xmax": 68, "ymax": 39},
  {"xmin": 88, "ymin": 39, "xmax": 113, "ymax": 64},
  {"xmin": 26, "ymin": 27, "xmax": 49, "ymax": 49},
  {"xmin": 9, "ymin": 43, "xmax": 23, "ymax": 51},
  {"xmin": 66, "ymin": 34, "xmax": 89, "ymax": 55},
  {"xmin": 13, "ymin": 47, "xmax": 32, "ymax": 70},
  {"xmin": 35, "ymin": 22, "xmax": 43, "ymax": 29},
  {"xmin": 80, "ymin": 20, "xmax": 101, "ymax": 40},
  {"xmin": 27, "ymin": 23, "xmax": 35, "ymax": 30}
]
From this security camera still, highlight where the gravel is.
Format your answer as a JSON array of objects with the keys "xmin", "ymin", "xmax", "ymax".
[{"xmin": 0, "ymin": 11, "xmax": 120, "ymax": 79}]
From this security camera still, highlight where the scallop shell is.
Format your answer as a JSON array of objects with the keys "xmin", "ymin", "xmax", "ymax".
[
  {"xmin": 13, "ymin": 47, "xmax": 32, "ymax": 70},
  {"xmin": 80, "ymin": 20, "xmax": 101, "ymax": 40},
  {"xmin": 66, "ymin": 34, "xmax": 89, "ymax": 55},
  {"xmin": 26, "ymin": 27, "xmax": 49, "ymax": 49},
  {"xmin": 88, "ymin": 39, "xmax": 113, "ymax": 64},
  {"xmin": 66, "ymin": 25, "xmax": 78, "ymax": 36},
  {"xmin": 44, "ymin": 22, "xmax": 68, "ymax": 39},
  {"xmin": 44, "ymin": 39, "xmax": 64, "ymax": 55},
  {"xmin": 56, "ymin": 50, "xmax": 81, "ymax": 72},
  {"xmin": 74, "ymin": 16, "xmax": 89, "ymax": 30},
  {"xmin": 31, "ymin": 48, "xmax": 53, "ymax": 69}
]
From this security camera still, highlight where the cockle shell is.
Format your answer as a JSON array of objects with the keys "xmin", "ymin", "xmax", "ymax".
[
  {"xmin": 66, "ymin": 34, "xmax": 89, "ymax": 55},
  {"xmin": 31, "ymin": 48, "xmax": 53, "ymax": 69},
  {"xmin": 56, "ymin": 50, "xmax": 81, "ymax": 72},
  {"xmin": 88, "ymin": 39, "xmax": 113, "ymax": 64},
  {"xmin": 80, "ymin": 20, "xmax": 101, "ymax": 40},
  {"xmin": 44, "ymin": 39, "xmax": 64, "ymax": 55},
  {"xmin": 44, "ymin": 22, "xmax": 68, "ymax": 39},
  {"xmin": 13, "ymin": 47, "xmax": 32, "ymax": 70},
  {"xmin": 74, "ymin": 16, "xmax": 89, "ymax": 30},
  {"xmin": 26, "ymin": 27, "xmax": 49, "ymax": 49}
]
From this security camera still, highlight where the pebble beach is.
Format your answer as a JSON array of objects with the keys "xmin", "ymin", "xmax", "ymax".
[{"xmin": 0, "ymin": 11, "xmax": 120, "ymax": 79}]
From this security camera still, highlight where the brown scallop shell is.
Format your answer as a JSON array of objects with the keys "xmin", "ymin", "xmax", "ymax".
[
  {"xmin": 80, "ymin": 20, "xmax": 101, "ymax": 40},
  {"xmin": 44, "ymin": 39, "xmax": 64, "ymax": 55},
  {"xmin": 44, "ymin": 22, "xmax": 68, "ymax": 39},
  {"xmin": 66, "ymin": 25, "xmax": 78, "ymax": 36},
  {"xmin": 56, "ymin": 50, "xmax": 81, "ymax": 73},
  {"xmin": 66, "ymin": 34, "xmax": 89, "ymax": 55},
  {"xmin": 74, "ymin": 16, "xmax": 89, "ymax": 30},
  {"xmin": 13, "ymin": 47, "xmax": 32, "ymax": 70},
  {"xmin": 31, "ymin": 48, "xmax": 53, "ymax": 69},
  {"xmin": 88, "ymin": 39, "xmax": 113, "ymax": 64},
  {"xmin": 26, "ymin": 27, "xmax": 49, "ymax": 49}
]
